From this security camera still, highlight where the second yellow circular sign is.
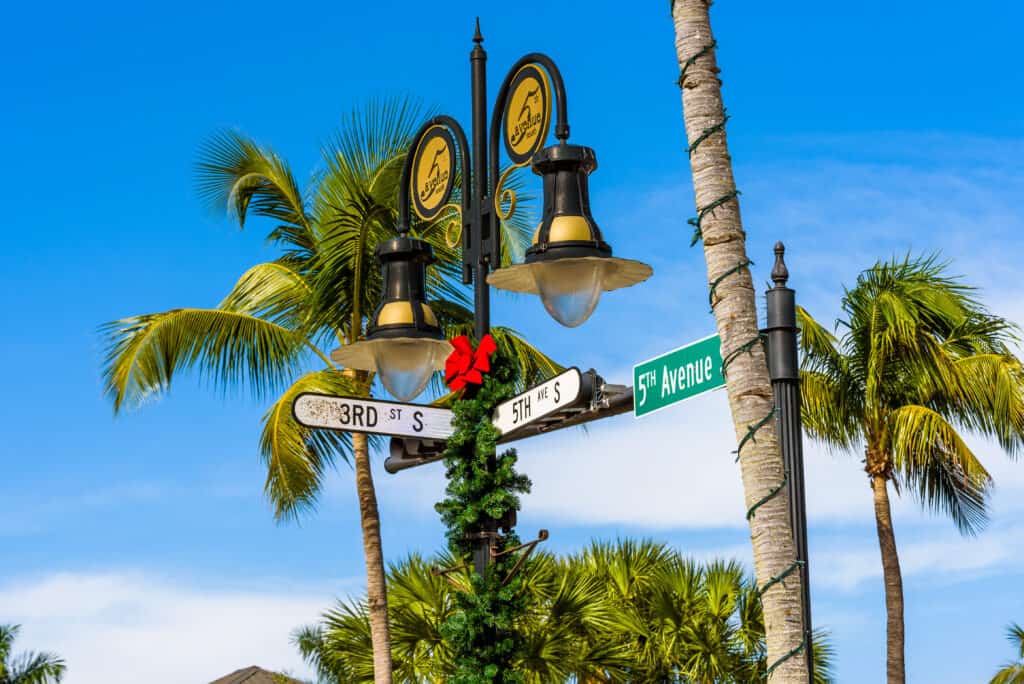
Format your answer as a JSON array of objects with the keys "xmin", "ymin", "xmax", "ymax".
[{"xmin": 503, "ymin": 64, "xmax": 552, "ymax": 165}]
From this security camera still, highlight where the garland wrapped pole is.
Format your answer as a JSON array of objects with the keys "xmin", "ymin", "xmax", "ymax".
[
  {"xmin": 671, "ymin": 1, "xmax": 809, "ymax": 680},
  {"xmin": 436, "ymin": 335, "xmax": 532, "ymax": 683}
]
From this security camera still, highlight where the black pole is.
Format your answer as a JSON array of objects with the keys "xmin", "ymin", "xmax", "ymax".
[
  {"xmin": 469, "ymin": 18, "xmax": 496, "ymax": 579},
  {"xmin": 470, "ymin": 20, "xmax": 490, "ymax": 343},
  {"xmin": 763, "ymin": 242, "xmax": 814, "ymax": 680}
]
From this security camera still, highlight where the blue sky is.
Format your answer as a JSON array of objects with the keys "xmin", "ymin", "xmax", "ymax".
[{"xmin": 2, "ymin": 0, "xmax": 1024, "ymax": 681}]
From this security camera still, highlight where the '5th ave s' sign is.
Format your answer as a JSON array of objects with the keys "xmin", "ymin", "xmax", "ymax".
[{"xmin": 633, "ymin": 334, "xmax": 725, "ymax": 417}]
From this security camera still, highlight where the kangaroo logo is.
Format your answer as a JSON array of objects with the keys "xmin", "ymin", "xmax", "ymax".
[
  {"xmin": 415, "ymin": 134, "xmax": 453, "ymax": 217},
  {"xmin": 420, "ymin": 147, "xmax": 448, "ymax": 202},
  {"xmin": 510, "ymin": 86, "xmax": 541, "ymax": 147}
]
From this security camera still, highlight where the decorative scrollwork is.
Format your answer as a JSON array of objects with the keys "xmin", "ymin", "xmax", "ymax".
[
  {"xmin": 494, "ymin": 164, "xmax": 526, "ymax": 221},
  {"xmin": 440, "ymin": 203, "xmax": 463, "ymax": 248}
]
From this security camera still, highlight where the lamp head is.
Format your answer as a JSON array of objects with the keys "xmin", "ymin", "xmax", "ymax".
[
  {"xmin": 487, "ymin": 143, "xmax": 652, "ymax": 327},
  {"xmin": 331, "ymin": 237, "xmax": 450, "ymax": 401}
]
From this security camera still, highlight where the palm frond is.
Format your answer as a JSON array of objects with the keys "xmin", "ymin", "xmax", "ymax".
[
  {"xmin": 1013, "ymin": 622, "xmax": 1024, "ymax": 659},
  {"xmin": 311, "ymin": 602, "xmax": 375, "ymax": 683},
  {"xmin": 292, "ymin": 625, "xmax": 327, "ymax": 676},
  {"xmin": 220, "ymin": 260, "xmax": 315, "ymax": 331},
  {"xmin": 801, "ymin": 370, "xmax": 861, "ymax": 451},
  {"xmin": 0, "ymin": 624, "xmax": 16, "ymax": 667},
  {"xmin": 797, "ymin": 306, "xmax": 846, "ymax": 377},
  {"xmin": 6, "ymin": 650, "xmax": 66, "ymax": 684},
  {"xmin": 259, "ymin": 369, "xmax": 359, "ymax": 522},
  {"xmin": 991, "ymin": 664, "xmax": 1024, "ymax": 684},
  {"xmin": 100, "ymin": 308, "xmax": 311, "ymax": 412},
  {"xmin": 811, "ymin": 628, "xmax": 837, "ymax": 684},
  {"xmin": 309, "ymin": 189, "xmax": 393, "ymax": 338},
  {"xmin": 196, "ymin": 130, "xmax": 314, "ymax": 256},
  {"xmin": 950, "ymin": 354, "xmax": 1024, "ymax": 457},
  {"xmin": 888, "ymin": 404, "xmax": 992, "ymax": 534},
  {"xmin": 319, "ymin": 98, "xmax": 429, "ymax": 202}
]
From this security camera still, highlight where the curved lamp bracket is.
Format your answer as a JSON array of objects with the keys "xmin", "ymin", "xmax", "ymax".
[{"xmin": 488, "ymin": 54, "xmax": 571, "ymax": 266}]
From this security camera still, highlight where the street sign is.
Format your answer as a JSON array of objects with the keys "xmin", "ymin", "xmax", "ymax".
[
  {"xmin": 292, "ymin": 393, "xmax": 454, "ymax": 440},
  {"xmin": 492, "ymin": 368, "xmax": 585, "ymax": 434},
  {"xmin": 633, "ymin": 334, "xmax": 725, "ymax": 418},
  {"xmin": 293, "ymin": 368, "xmax": 593, "ymax": 453}
]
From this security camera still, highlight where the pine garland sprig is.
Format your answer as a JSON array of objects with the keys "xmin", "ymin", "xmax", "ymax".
[{"xmin": 435, "ymin": 353, "xmax": 533, "ymax": 682}]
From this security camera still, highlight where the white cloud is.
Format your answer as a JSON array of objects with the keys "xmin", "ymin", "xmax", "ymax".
[
  {"xmin": 813, "ymin": 522, "xmax": 1024, "ymax": 591},
  {"xmin": 0, "ymin": 572, "xmax": 336, "ymax": 684},
  {"xmin": 0, "ymin": 481, "xmax": 255, "ymax": 539}
]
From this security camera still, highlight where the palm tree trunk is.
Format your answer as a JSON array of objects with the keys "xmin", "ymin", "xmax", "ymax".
[
  {"xmin": 352, "ymin": 429, "xmax": 393, "ymax": 684},
  {"xmin": 344, "ymin": 368, "xmax": 393, "ymax": 684},
  {"xmin": 671, "ymin": 2, "xmax": 807, "ymax": 681},
  {"xmin": 871, "ymin": 474, "xmax": 905, "ymax": 684}
]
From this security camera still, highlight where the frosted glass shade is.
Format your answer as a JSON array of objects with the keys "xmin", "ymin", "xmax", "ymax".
[{"xmin": 532, "ymin": 260, "xmax": 605, "ymax": 328}]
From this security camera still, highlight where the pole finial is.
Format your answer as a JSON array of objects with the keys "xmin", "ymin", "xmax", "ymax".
[
  {"xmin": 771, "ymin": 241, "xmax": 789, "ymax": 288},
  {"xmin": 473, "ymin": 17, "xmax": 483, "ymax": 45}
]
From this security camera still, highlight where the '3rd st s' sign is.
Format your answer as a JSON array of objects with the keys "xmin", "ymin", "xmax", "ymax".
[
  {"xmin": 292, "ymin": 394, "xmax": 455, "ymax": 440},
  {"xmin": 633, "ymin": 334, "xmax": 725, "ymax": 418}
]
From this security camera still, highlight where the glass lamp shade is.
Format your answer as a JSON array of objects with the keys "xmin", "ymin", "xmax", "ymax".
[
  {"xmin": 373, "ymin": 339, "xmax": 445, "ymax": 401},
  {"xmin": 531, "ymin": 259, "xmax": 605, "ymax": 327},
  {"xmin": 329, "ymin": 236, "xmax": 449, "ymax": 399}
]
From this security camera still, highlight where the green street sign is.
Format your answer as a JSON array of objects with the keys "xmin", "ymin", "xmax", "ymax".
[{"xmin": 633, "ymin": 333, "xmax": 725, "ymax": 417}]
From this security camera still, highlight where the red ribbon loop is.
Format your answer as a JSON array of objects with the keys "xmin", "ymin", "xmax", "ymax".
[{"xmin": 444, "ymin": 334, "xmax": 498, "ymax": 392}]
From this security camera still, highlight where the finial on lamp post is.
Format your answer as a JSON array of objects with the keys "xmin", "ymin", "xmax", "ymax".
[
  {"xmin": 473, "ymin": 17, "xmax": 483, "ymax": 45},
  {"xmin": 771, "ymin": 241, "xmax": 789, "ymax": 289}
]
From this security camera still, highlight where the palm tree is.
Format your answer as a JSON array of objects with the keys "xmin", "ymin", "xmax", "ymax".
[
  {"xmin": 991, "ymin": 623, "xmax": 1024, "ymax": 684},
  {"xmin": 0, "ymin": 625, "xmax": 65, "ymax": 684},
  {"xmin": 799, "ymin": 255, "xmax": 1024, "ymax": 683},
  {"xmin": 295, "ymin": 541, "xmax": 836, "ymax": 683},
  {"xmin": 670, "ymin": 2, "xmax": 806, "ymax": 679},
  {"xmin": 100, "ymin": 100, "xmax": 558, "ymax": 684}
]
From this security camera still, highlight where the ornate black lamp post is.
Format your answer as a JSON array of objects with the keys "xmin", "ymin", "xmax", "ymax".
[
  {"xmin": 764, "ymin": 242, "xmax": 814, "ymax": 680},
  {"xmin": 332, "ymin": 20, "xmax": 652, "ymax": 580}
]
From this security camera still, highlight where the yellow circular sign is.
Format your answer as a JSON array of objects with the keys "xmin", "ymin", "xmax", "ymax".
[
  {"xmin": 412, "ymin": 126, "xmax": 456, "ymax": 220},
  {"xmin": 503, "ymin": 64, "xmax": 551, "ymax": 165}
]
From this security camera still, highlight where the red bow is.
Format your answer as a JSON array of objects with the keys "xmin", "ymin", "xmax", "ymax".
[{"xmin": 444, "ymin": 334, "xmax": 498, "ymax": 392}]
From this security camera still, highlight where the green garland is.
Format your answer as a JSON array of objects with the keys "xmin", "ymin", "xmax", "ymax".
[{"xmin": 435, "ymin": 354, "xmax": 532, "ymax": 683}]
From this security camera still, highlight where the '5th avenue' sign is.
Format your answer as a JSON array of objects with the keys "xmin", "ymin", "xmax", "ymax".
[{"xmin": 633, "ymin": 334, "xmax": 725, "ymax": 418}]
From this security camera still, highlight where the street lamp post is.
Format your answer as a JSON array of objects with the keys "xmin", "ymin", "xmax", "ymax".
[
  {"xmin": 764, "ymin": 242, "xmax": 814, "ymax": 680},
  {"xmin": 333, "ymin": 19, "xmax": 652, "ymax": 585}
]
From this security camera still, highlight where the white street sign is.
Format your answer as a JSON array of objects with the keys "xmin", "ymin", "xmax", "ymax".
[
  {"xmin": 294, "ymin": 368, "xmax": 590, "ymax": 445},
  {"xmin": 492, "ymin": 368, "xmax": 584, "ymax": 435},
  {"xmin": 292, "ymin": 393, "xmax": 454, "ymax": 440}
]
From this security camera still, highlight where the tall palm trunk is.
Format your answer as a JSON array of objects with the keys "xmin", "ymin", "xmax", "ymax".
[
  {"xmin": 871, "ymin": 473, "xmax": 905, "ymax": 683},
  {"xmin": 671, "ymin": 2, "xmax": 807, "ymax": 680},
  {"xmin": 345, "ymin": 370, "xmax": 393, "ymax": 683},
  {"xmin": 352, "ymin": 430, "xmax": 393, "ymax": 684}
]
